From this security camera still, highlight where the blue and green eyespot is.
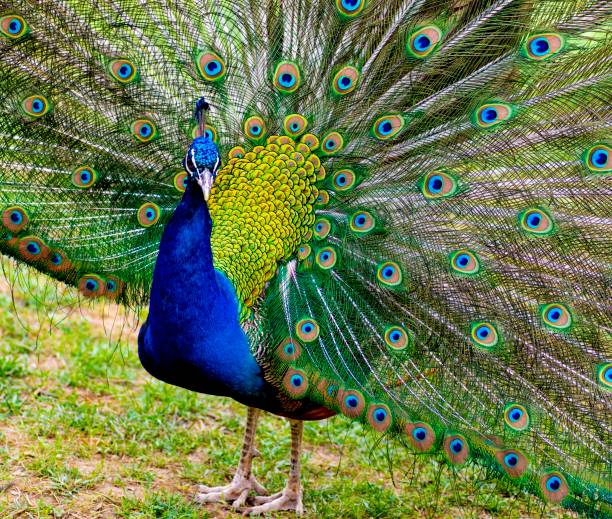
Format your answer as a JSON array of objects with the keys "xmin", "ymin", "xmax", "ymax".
[
  {"xmin": 450, "ymin": 249, "xmax": 480, "ymax": 275},
  {"xmin": 523, "ymin": 33, "xmax": 565, "ymax": 60},
  {"xmin": 407, "ymin": 26, "xmax": 442, "ymax": 58},
  {"xmin": 295, "ymin": 318, "xmax": 320, "ymax": 343},
  {"xmin": 336, "ymin": 0, "xmax": 366, "ymax": 18},
  {"xmin": 72, "ymin": 166, "xmax": 98, "ymax": 189},
  {"xmin": 583, "ymin": 144, "xmax": 610, "ymax": 174},
  {"xmin": 470, "ymin": 321, "xmax": 499, "ymax": 349},
  {"xmin": 1, "ymin": 14, "xmax": 29, "ymax": 39},
  {"xmin": 196, "ymin": 51, "xmax": 226, "ymax": 81},
  {"xmin": 109, "ymin": 59, "xmax": 138, "ymax": 83},
  {"xmin": 137, "ymin": 202, "xmax": 161, "ymax": 227},
  {"xmin": 372, "ymin": 115, "xmax": 404, "ymax": 140},
  {"xmin": 377, "ymin": 261, "xmax": 402, "ymax": 287},
  {"xmin": 332, "ymin": 66, "xmax": 359, "ymax": 95},
  {"xmin": 421, "ymin": 170, "xmax": 458, "ymax": 199},
  {"xmin": 503, "ymin": 403, "xmax": 530, "ymax": 431},
  {"xmin": 274, "ymin": 61, "xmax": 301, "ymax": 93},
  {"xmin": 244, "ymin": 116, "xmax": 266, "ymax": 140},
  {"xmin": 473, "ymin": 102, "xmax": 514, "ymax": 128},
  {"xmin": 518, "ymin": 207, "xmax": 555, "ymax": 236},
  {"xmin": 21, "ymin": 95, "xmax": 51, "ymax": 118}
]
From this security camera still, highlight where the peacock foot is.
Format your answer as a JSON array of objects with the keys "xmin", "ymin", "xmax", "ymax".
[
  {"xmin": 244, "ymin": 487, "xmax": 304, "ymax": 516},
  {"xmin": 195, "ymin": 471, "xmax": 268, "ymax": 509}
]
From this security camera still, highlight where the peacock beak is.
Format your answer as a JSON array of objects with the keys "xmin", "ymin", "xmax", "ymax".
[{"xmin": 196, "ymin": 168, "xmax": 214, "ymax": 201}]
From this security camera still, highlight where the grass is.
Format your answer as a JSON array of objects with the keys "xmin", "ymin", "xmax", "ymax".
[{"xmin": 0, "ymin": 266, "xmax": 575, "ymax": 518}]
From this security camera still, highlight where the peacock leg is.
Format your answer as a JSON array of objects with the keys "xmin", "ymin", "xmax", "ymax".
[
  {"xmin": 195, "ymin": 406, "xmax": 267, "ymax": 508},
  {"xmin": 245, "ymin": 419, "xmax": 304, "ymax": 516}
]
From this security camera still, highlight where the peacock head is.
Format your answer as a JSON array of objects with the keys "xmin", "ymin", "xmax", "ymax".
[
  {"xmin": 183, "ymin": 97, "xmax": 220, "ymax": 201},
  {"xmin": 183, "ymin": 136, "xmax": 220, "ymax": 201}
]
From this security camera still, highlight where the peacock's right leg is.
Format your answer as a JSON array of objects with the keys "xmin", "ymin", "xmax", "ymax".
[{"xmin": 195, "ymin": 406, "xmax": 268, "ymax": 508}]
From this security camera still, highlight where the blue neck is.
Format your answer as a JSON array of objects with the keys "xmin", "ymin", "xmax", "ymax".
[{"xmin": 138, "ymin": 181, "xmax": 266, "ymax": 402}]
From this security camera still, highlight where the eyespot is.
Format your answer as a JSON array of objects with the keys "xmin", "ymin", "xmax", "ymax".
[
  {"xmin": 332, "ymin": 66, "xmax": 359, "ymax": 95},
  {"xmin": 244, "ymin": 116, "xmax": 266, "ymax": 140},
  {"xmin": 72, "ymin": 166, "xmax": 98, "ymax": 189},
  {"xmin": 21, "ymin": 95, "xmax": 50, "ymax": 118},
  {"xmin": 192, "ymin": 124, "xmax": 218, "ymax": 143},
  {"xmin": 421, "ymin": 170, "xmax": 458, "ymax": 199},
  {"xmin": 474, "ymin": 102, "xmax": 514, "ymax": 128},
  {"xmin": 196, "ymin": 51, "xmax": 226, "ymax": 81},
  {"xmin": 338, "ymin": 389, "xmax": 365, "ymax": 418},
  {"xmin": 496, "ymin": 449, "xmax": 528, "ymax": 478},
  {"xmin": 372, "ymin": 115, "xmax": 404, "ymax": 140},
  {"xmin": 367, "ymin": 404, "xmax": 392, "ymax": 432},
  {"xmin": 350, "ymin": 210, "xmax": 375, "ymax": 235},
  {"xmin": 282, "ymin": 368, "xmax": 309, "ymax": 398},
  {"xmin": 597, "ymin": 363, "xmax": 612, "ymax": 390},
  {"xmin": 450, "ymin": 249, "xmax": 480, "ymax": 275},
  {"xmin": 78, "ymin": 274, "xmax": 105, "ymax": 298},
  {"xmin": 332, "ymin": 169, "xmax": 356, "ymax": 192},
  {"xmin": 377, "ymin": 261, "xmax": 402, "ymax": 287},
  {"xmin": 470, "ymin": 322, "xmax": 499, "ymax": 349},
  {"xmin": 273, "ymin": 61, "xmax": 301, "ymax": 93},
  {"xmin": 519, "ymin": 207, "xmax": 554, "ymax": 236},
  {"xmin": 316, "ymin": 247, "xmax": 337, "ymax": 270},
  {"xmin": 297, "ymin": 244, "xmax": 311, "ymax": 261},
  {"xmin": 503, "ymin": 403, "xmax": 530, "ymax": 431},
  {"xmin": 583, "ymin": 144, "xmax": 610, "ymax": 173},
  {"xmin": 524, "ymin": 33, "xmax": 565, "ymax": 60},
  {"xmin": 295, "ymin": 318, "xmax": 319, "ymax": 343},
  {"xmin": 300, "ymin": 133, "xmax": 320, "ymax": 151},
  {"xmin": 406, "ymin": 422, "xmax": 436, "ymax": 452},
  {"xmin": 444, "ymin": 434, "xmax": 469, "ymax": 464},
  {"xmin": 384, "ymin": 325, "xmax": 411, "ymax": 351},
  {"xmin": 47, "ymin": 249, "xmax": 71, "ymax": 273},
  {"xmin": 104, "ymin": 275, "xmax": 124, "ymax": 299},
  {"xmin": 540, "ymin": 472, "xmax": 569, "ymax": 503},
  {"xmin": 313, "ymin": 218, "xmax": 331, "ymax": 240},
  {"xmin": 316, "ymin": 190, "xmax": 330, "ymax": 206},
  {"xmin": 18, "ymin": 236, "xmax": 48, "ymax": 262},
  {"xmin": 109, "ymin": 59, "xmax": 138, "ymax": 83},
  {"xmin": 2, "ymin": 206, "xmax": 29, "ymax": 232},
  {"xmin": 1, "ymin": 14, "xmax": 28, "ymax": 39},
  {"xmin": 137, "ymin": 202, "xmax": 161, "ymax": 227},
  {"xmin": 131, "ymin": 119, "xmax": 158, "ymax": 142},
  {"xmin": 320, "ymin": 131, "xmax": 344, "ymax": 156},
  {"xmin": 407, "ymin": 26, "xmax": 442, "ymax": 58},
  {"xmin": 173, "ymin": 172, "xmax": 188, "ymax": 192},
  {"xmin": 276, "ymin": 338, "xmax": 301, "ymax": 362},
  {"xmin": 541, "ymin": 303, "xmax": 572, "ymax": 330},
  {"xmin": 228, "ymin": 146, "xmax": 245, "ymax": 160},
  {"xmin": 336, "ymin": 0, "xmax": 366, "ymax": 17},
  {"xmin": 283, "ymin": 114, "xmax": 308, "ymax": 137}
]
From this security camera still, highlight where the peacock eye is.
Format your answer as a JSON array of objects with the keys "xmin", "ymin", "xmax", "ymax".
[
  {"xmin": 444, "ymin": 434, "xmax": 470, "ymax": 464},
  {"xmin": 597, "ymin": 363, "xmax": 612, "ymax": 390},
  {"xmin": 450, "ymin": 249, "xmax": 480, "ymax": 275},
  {"xmin": 283, "ymin": 114, "xmax": 308, "ymax": 137},
  {"xmin": 372, "ymin": 115, "xmax": 404, "ymax": 140},
  {"xmin": 2, "ymin": 206, "xmax": 29, "ymax": 232},
  {"xmin": 21, "ymin": 95, "xmax": 51, "ymax": 118},
  {"xmin": 336, "ymin": 0, "xmax": 365, "ymax": 17},
  {"xmin": 503, "ymin": 403, "xmax": 530, "ymax": 431},
  {"xmin": 350, "ymin": 210, "xmax": 375, "ymax": 235},
  {"xmin": 524, "ymin": 33, "xmax": 564, "ymax": 60},
  {"xmin": 320, "ymin": 131, "xmax": 343, "ymax": 156},
  {"xmin": 540, "ymin": 303, "xmax": 572, "ymax": 330},
  {"xmin": 295, "ymin": 318, "xmax": 320, "ymax": 342},
  {"xmin": 244, "ymin": 116, "xmax": 266, "ymax": 140},
  {"xmin": 421, "ymin": 170, "xmax": 458, "ymax": 199},
  {"xmin": 131, "ymin": 119, "xmax": 158, "ymax": 142},
  {"xmin": 519, "ymin": 207, "xmax": 554, "ymax": 236},
  {"xmin": 367, "ymin": 403, "xmax": 392, "ymax": 431},
  {"xmin": 540, "ymin": 472, "xmax": 569, "ymax": 502},
  {"xmin": 18, "ymin": 236, "xmax": 48, "ymax": 261},
  {"xmin": 584, "ymin": 144, "xmax": 610, "ymax": 173},
  {"xmin": 316, "ymin": 247, "xmax": 337, "ymax": 270},
  {"xmin": 109, "ymin": 59, "xmax": 138, "ymax": 83},
  {"xmin": 406, "ymin": 422, "xmax": 436, "ymax": 452},
  {"xmin": 1, "ymin": 15, "xmax": 29, "ymax": 39},
  {"xmin": 474, "ymin": 102, "xmax": 514, "ymax": 128},
  {"xmin": 297, "ymin": 243, "xmax": 311, "ymax": 260},
  {"xmin": 407, "ymin": 26, "xmax": 442, "ymax": 58},
  {"xmin": 274, "ymin": 61, "xmax": 301, "ymax": 93},
  {"xmin": 470, "ymin": 321, "xmax": 500, "ymax": 349},
  {"xmin": 377, "ymin": 261, "xmax": 402, "ymax": 287},
  {"xmin": 72, "ymin": 166, "xmax": 98, "ymax": 188},
  {"xmin": 332, "ymin": 66, "xmax": 359, "ymax": 95},
  {"xmin": 384, "ymin": 325, "xmax": 410, "ymax": 351},
  {"xmin": 137, "ymin": 202, "xmax": 161, "ymax": 227},
  {"xmin": 313, "ymin": 218, "xmax": 331, "ymax": 240},
  {"xmin": 332, "ymin": 169, "xmax": 356, "ymax": 191},
  {"xmin": 196, "ymin": 51, "xmax": 226, "ymax": 81}
]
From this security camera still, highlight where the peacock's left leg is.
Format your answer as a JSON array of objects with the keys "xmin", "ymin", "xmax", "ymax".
[
  {"xmin": 245, "ymin": 419, "xmax": 304, "ymax": 516},
  {"xmin": 195, "ymin": 406, "xmax": 267, "ymax": 508}
]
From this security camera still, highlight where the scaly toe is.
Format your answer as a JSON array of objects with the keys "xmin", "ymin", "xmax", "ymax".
[
  {"xmin": 244, "ymin": 490, "xmax": 304, "ymax": 516},
  {"xmin": 195, "ymin": 474, "xmax": 268, "ymax": 506}
]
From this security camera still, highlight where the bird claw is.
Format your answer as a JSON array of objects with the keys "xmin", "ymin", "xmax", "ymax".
[
  {"xmin": 195, "ymin": 472, "xmax": 268, "ymax": 508},
  {"xmin": 243, "ymin": 488, "xmax": 304, "ymax": 516}
]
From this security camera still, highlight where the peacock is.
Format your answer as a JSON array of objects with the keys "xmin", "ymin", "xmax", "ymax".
[{"xmin": 0, "ymin": 0, "xmax": 610, "ymax": 516}]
